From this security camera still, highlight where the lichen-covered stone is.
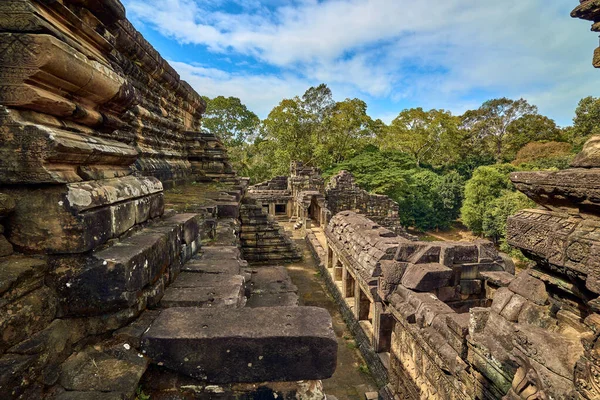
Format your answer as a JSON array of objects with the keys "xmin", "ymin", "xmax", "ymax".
[{"xmin": 141, "ymin": 306, "xmax": 337, "ymax": 383}]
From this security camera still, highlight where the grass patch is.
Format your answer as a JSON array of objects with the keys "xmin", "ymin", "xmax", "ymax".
[
  {"xmin": 135, "ymin": 386, "xmax": 150, "ymax": 400},
  {"xmin": 345, "ymin": 340, "xmax": 357, "ymax": 350},
  {"xmin": 358, "ymin": 363, "xmax": 371, "ymax": 375}
]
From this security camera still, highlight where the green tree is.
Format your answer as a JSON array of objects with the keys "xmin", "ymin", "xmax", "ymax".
[
  {"xmin": 201, "ymin": 96, "xmax": 260, "ymax": 146},
  {"xmin": 462, "ymin": 98, "xmax": 538, "ymax": 162},
  {"xmin": 482, "ymin": 191, "xmax": 534, "ymax": 246},
  {"xmin": 460, "ymin": 164, "xmax": 517, "ymax": 235},
  {"xmin": 316, "ymin": 98, "xmax": 376, "ymax": 168},
  {"xmin": 566, "ymin": 96, "xmax": 600, "ymax": 150},
  {"xmin": 502, "ymin": 114, "xmax": 562, "ymax": 161},
  {"xmin": 379, "ymin": 108, "xmax": 460, "ymax": 167}
]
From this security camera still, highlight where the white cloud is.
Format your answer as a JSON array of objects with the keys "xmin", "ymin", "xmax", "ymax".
[
  {"xmin": 125, "ymin": 0, "xmax": 600, "ymax": 125},
  {"xmin": 169, "ymin": 61, "xmax": 312, "ymax": 117}
]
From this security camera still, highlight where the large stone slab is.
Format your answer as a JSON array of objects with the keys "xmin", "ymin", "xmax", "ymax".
[
  {"xmin": 6, "ymin": 175, "xmax": 164, "ymax": 253},
  {"xmin": 401, "ymin": 263, "xmax": 453, "ymax": 291},
  {"xmin": 50, "ymin": 214, "xmax": 201, "ymax": 316},
  {"xmin": 141, "ymin": 306, "xmax": 337, "ymax": 383},
  {"xmin": 160, "ymin": 285, "xmax": 246, "ymax": 308}
]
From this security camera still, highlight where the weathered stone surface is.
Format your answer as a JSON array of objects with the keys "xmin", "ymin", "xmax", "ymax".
[
  {"xmin": 401, "ymin": 263, "xmax": 453, "ymax": 292},
  {"xmin": 571, "ymin": 135, "xmax": 600, "ymax": 167},
  {"xmin": 246, "ymin": 293, "xmax": 300, "ymax": 308},
  {"xmin": 0, "ymin": 194, "xmax": 15, "ymax": 216},
  {"xmin": 240, "ymin": 201, "xmax": 301, "ymax": 264},
  {"xmin": 141, "ymin": 306, "xmax": 337, "ymax": 383},
  {"xmin": 0, "ymin": 286, "xmax": 58, "ymax": 353},
  {"xmin": 160, "ymin": 285, "xmax": 246, "ymax": 308},
  {"xmin": 325, "ymin": 171, "xmax": 413, "ymax": 238},
  {"xmin": 6, "ymin": 176, "xmax": 164, "ymax": 253},
  {"xmin": 49, "ymin": 214, "xmax": 200, "ymax": 316},
  {"xmin": 0, "ymin": 236, "xmax": 13, "ymax": 257},
  {"xmin": 508, "ymin": 272, "xmax": 548, "ymax": 306},
  {"xmin": 58, "ymin": 342, "xmax": 148, "ymax": 395}
]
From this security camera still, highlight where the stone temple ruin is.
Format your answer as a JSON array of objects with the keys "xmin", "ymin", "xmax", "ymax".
[
  {"xmin": 1, "ymin": 1, "xmax": 600, "ymax": 399},
  {"xmin": 0, "ymin": 1, "xmax": 336, "ymax": 398}
]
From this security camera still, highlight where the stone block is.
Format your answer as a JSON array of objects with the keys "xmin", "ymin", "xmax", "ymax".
[
  {"xmin": 508, "ymin": 272, "xmax": 549, "ymax": 306},
  {"xmin": 0, "ymin": 256, "xmax": 47, "ymax": 304},
  {"xmin": 491, "ymin": 287, "xmax": 514, "ymax": 314},
  {"xmin": 0, "ymin": 194, "xmax": 15, "ymax": 216},
  {"xmin": 401, "ymin": 263, "xmax": 452, "ymax": 292},
  {"xmin": 518, "ymin": 301, "xmax": 555, "ymax": 329},
  {"xmin": 500, "ymin": 293, "xmax": 526, "ymax": 322},
  {"xmin": 182, "ymin": 259, "xmax": 242, "ymax": 275},
  {"xmin": 0, "ymin": 286, "xmax": 58, "ymax": 353},
  {"xmin": 246, "ymin": 292, "xmax": 300, "ymax": 308},
  {"xmin": 50, "ymin": 214, "xmax": 199, "ymax": 316},
  {"xmin": 248, "ymin": 266, "xmax": 298, "ymax": 295},
  {"xmin": 141, "ymin": 306, "xmax": 337, "ymax": 383},
  {"xmin": 480, "ymin": 271, "xmax": 515, "ymax": 288},
  {"xmin": 5, "ymin": 176, "xmax": 163, "ymax": 253},
  {"xmin": 440, "ymin": 243, "xmax": 478, "ymax": 266},
  {"xmin": 59, "ymin": 342, "xmax": 148, "ymax": 396},
  {"xmin": 160, "ymin": 285, "xmax": 246, "ymax": 308},
  {"xmin": 114, "ymin": 310, "xmax": 161, "ymax": 349},
  {"xmin": 171, "ymin": 272, "xmax": 244, "ymax": 288}
]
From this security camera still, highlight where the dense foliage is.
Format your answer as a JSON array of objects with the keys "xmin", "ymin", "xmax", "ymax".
[{"xmin": 202, "ymin": 86, "xmax": 600, "ymax": 251}]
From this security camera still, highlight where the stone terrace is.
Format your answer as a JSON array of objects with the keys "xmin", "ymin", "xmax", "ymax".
[{"xmin": 0, "ymin": 1, "xmax": 336, "ymax": 399}]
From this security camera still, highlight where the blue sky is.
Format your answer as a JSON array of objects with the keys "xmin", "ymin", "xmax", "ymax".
[{"xmin": 123, "ymin": 0, "xmax": 600, "ymax": 126}]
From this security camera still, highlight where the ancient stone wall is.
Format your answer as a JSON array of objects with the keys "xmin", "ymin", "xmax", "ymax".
[
  {"xmin": 0, "ymin": 1, "xmax": 336, "ymax": 398},
  {"xmin": 318, "ymin": 211, "xmax": 518, "ymax": 399},
  {"xmin": 325, "ymin": 170, "xmax": 414, "ymax": 238}
]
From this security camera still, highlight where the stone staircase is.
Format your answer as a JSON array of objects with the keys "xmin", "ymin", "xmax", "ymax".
[{"xmin": 240, "ymin": 201, "xmax": 302, "ymax": 264}]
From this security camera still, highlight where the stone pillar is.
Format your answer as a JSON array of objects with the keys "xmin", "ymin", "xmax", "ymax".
[
  {"xmin": 373, "ymin": 303, "xmax": 394, "ymax": 353},
  {"xmin": 356, "ymin": 286, "xmax": 371, "ymax": 321},
  {"xmin": 334, "ymin": 260, "xmax": 343, "ymax": 281},
  {"xmin": 343, "ymin": 268, "xmax": 355, "ymax": 298},
  {"xmin": 268, "ymin": 203, "xmax": 275, "ymax": 216},
  {"xmin": 327, "ymin": 247, "xmax": 334, "ymax": 269}
]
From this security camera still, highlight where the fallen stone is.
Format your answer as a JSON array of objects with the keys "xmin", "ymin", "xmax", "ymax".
[
  {"xmin": 508, "ymin": 272, "xmax": 549, "ymax": 306},
  {"xmin": 141, "ymin": 306, "xmax": 337, "ymax": 383},
  {"xmin": 0, "ymin": 286, "xmax": 58, "ymax": 353},
  {"xmin": 500, "ymin": 293, "xmax": 526, "ymax": 322},
  {"xmin": 0, "ymin": 256, "xmax": 47, "ymax": 302},
  {"xmin": 401, "ymin": 263, "xmax": 453, "ymax": 291},
  {"xmin": 480, "ymin": 271, "xmax": 515, "ymax": 288},
  {"xmin": 58, "ymin": 342, "xmax": 148, "ymax": 396}
]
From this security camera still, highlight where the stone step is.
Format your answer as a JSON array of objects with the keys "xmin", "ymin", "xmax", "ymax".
[
  {"xmin": 49, "ymin": 213, "xmax": 202, "ymax": 316},
  {"xmin": 141, "ymin": 306, "xmax": 337, "ymax": 384},
  {"xmin": 246, "ymin": 266, "xmax": 299, "ymax": 307},
  {"xmin": 160, "ymin": 285, "xmax": 246, "ymax": 308},
  {"xmin": 183, "ymin": 259, "xmax": 245, "ymax": 275},
  {"xmin": 246, "ymin": 292, "xmax": 299, "ymax": 308},
  {"xmin": 247, "ymin": 266, "xmax": 298, "ymax": 295},
  {"xmin": 171, "ymin": 272, "xmax": 245, "ymax": 288}
]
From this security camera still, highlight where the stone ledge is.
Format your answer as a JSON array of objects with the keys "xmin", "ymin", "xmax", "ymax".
[{"xmin": 141, "ymin": 306, "xmax": 337, "ymax": 383}]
